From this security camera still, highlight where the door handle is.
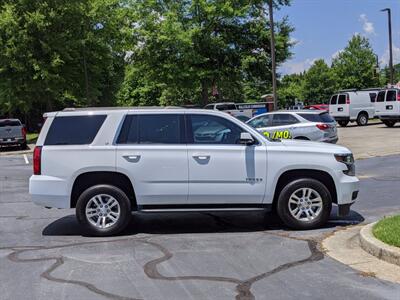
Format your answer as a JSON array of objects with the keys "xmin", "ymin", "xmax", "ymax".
[
  {"xmin": 123, "ymin": 155, "xmax": 141, "ymax": 163},
  {"xmin": 192, "ymin": 154, "xmax": 210, "ymax": 160}
]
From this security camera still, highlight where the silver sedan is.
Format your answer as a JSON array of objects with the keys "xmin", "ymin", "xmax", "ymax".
[{"xmin": 246, "ymin": 110, "xmax": 338, "ymax": 143}]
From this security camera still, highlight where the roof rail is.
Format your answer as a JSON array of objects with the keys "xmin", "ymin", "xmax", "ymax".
[{"xmin": 337, "ymin": 87, "xmax": 382, "ymax": 93}]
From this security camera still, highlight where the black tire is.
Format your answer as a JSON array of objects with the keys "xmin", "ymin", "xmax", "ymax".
[
  {"xmin": 76, "ymin": 184, "xmax": 132, "ymax": 236},
  {"xmin": 338, "ymin": 120, "xmax": 349, "ymax": 127},
  {"xmin": 294, "ymin": 136, "xmax": 309, "ymax": 140},
  {"xmin": 276, "ymin": 178, "xmax": 332, "ymax": 230},
  {"xmin": 383, "ymin": 120, "xmax": 396, "ymax": 128},
  {"xmin": 356, "ymin": 113, "xmax": 368, "ymax": 126}
]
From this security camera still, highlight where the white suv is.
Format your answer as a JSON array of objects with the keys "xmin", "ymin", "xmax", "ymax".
[{"xmin": 30, "ymin": 108, "xmax": 359, "ymax": 236}]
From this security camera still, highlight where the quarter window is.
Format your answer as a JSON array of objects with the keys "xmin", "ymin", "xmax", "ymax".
[
  {"xmin": 188, "ymin": 114, "xmax": 246, "ymax": 145},
  {"xmin": 44, "ymin": 115, "xmax": 106, "ymax": 145}
]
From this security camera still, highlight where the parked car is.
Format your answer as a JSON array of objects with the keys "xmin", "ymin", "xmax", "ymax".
[
  {"xmin": 304, "ymin": 104, "xmax": 328, "ymax": 111},
  {"xmin": 0, "ymin": 119, "xmax": 27, "ymax": 149},
  {"xmin": 30, "ymin": 108, "xmax": 358, "ymax": 236},
  {"xmin": 329, "ymin": 89, "xmax": 379, "ymax": 127},
  {"xmin": 246, "ymin": 110, "xmax": 338, "ymax": 143},
  {"xmin": 204, "ymin": 102, "xmax": 268, "ymax": 119},
  {"xmin": 375, "ymin": 88, "xmax": 400, "ymax": 127}
]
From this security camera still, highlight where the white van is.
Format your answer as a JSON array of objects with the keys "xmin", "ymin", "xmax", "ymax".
[
  {"xmin": 375, "ymin": 88, "xmax": 400, "ymax": 127},
  {"xmin": 329, "ymin": 89, "xmax": 379, "ymax": 127}
]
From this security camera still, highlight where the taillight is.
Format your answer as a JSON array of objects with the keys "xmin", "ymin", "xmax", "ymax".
[
  {"xmin": 21, "ymin": 126, "xmax": 26, "ymax": 138},
  {"xmin": 397, "ymin": 94, "xmax": 400, "ymax": 101},
  {"xmin": 346, "ymin": 96, "xmax": 350, "ymax": 104},
  {"xmin": 316, "ymin": 123, "xmax": 329, "ymax": 130},
  {"xmin": 33, "ymin": 146, "xmax": 42, "ymax": 175}
]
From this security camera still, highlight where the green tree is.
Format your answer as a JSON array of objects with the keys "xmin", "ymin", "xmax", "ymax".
[
  {"xmin": 0, "ymin": 0, "xmax": 130, "ymax": 124},
  {"xmin": 303, "ymin": 59, "xmax": 335, "ymax": 103},
  {"xmin": 331, "ymin": 35, "xmax": 379, "ymax": 90},
  {"xmin": 277, "ymin": 72, "xmax": 305, "ymax": 107},
  {"xmin": 118, "ymin": 0, "xmax": 294, "ymax": 107}
]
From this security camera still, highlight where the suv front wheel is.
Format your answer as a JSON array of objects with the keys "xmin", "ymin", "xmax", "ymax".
[
  {"xmin": 276, "ymin": 178, "xmax": 332, "ymax": 230},
  {"xmin": 76, "ymin": 185, "xmax": 132, "ymax": 236}
]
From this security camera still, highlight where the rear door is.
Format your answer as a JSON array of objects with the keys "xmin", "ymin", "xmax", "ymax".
[
  {"xmin": 116, "ymin": 113, "xmax": 188, "ymax": 206},
  {"xmin": 335, "ymin": 94, "xmax": 349, "ymax": 117},
  {"xmin": 328, "ymin": 95, "xmax": 338, "ymax": 116},
  {"xmin": 269, "ymin": 113, "xmax": 299, "ymax": 139},
  {"xmin": 383, "ymin": 89, "xmax": 400, "ymax": 116},
  {"xmin": 375, "ymin": 90, "xmax": 386, "ymax": 115}
]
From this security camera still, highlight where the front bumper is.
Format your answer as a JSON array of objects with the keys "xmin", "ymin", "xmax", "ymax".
[
  {"xmin": 334, "ymin": 171, "xmax": 359, "ymax": 216},
  {"xmin": 29, "ymin": 175, "xmax": 70, "ymax": 208}
]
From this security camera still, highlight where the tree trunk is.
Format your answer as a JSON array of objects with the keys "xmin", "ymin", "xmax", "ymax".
[{"xmin": 201, "ymin": 80, "xmax": 209, "ymax": 106}]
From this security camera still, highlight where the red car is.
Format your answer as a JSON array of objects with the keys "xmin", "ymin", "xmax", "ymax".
[{"xmin": 304, "ymin": 104, "xmax": 329, "ymax": 111}]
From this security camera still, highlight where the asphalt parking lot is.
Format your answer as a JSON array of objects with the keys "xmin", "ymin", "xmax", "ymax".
[{"xmin": 1, "ymin": 124, "xmax": 400, "ymax": 300}]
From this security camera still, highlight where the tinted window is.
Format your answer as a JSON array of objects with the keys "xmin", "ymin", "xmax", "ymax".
[
  {"xmin": 330, "ymin": 95, "xmax": 338, "ymax": 105},
  {"xmin": 117, "ymin": 114, "xmax": 183, "ymax": 144},
  {"xmin": 338, "ymin": 94, "xmax": 346, "ymax": 104},
  {"xmin": 188, "ymin": 114, "xmax": 245, "ymax": 145},
  {"xmin": 45, "ymin": 115, "xmax": 106, "ymax": 145},
  {"xmin": 272, "ymin": 114, "xmax": 299, "ymax": 126},
  {"xmin": 247, "ymin": 115, "xmax": 272, "ymax": 128},
  {"xmin": 216, "ymin": 104, "xmax": 237, "ymax": 111},
  {"xmin": 0, "ymin": 120, "xmax": 21, "ymax": 127},
  {"xmin": 204, "ymin": 104, "xmax": 214, "ymax": 110},
  {"xmin": 386, "ymin": 90, "xmax": 396, "ymax": 102},
  {"xmin": 298, "ymin": 112, "xmax": 335, "ymax": 123},
  {"xmin": 377, "ymin": 91, "xmax": 385, "ymax": 102},
  {"xmin": 369, "ymin": 93, "xmax": 376, "ymax": 103}
]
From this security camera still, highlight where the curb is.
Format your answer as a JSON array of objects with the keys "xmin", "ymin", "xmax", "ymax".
[
  {"xmin": 0, "ymin": 144, "xmax": 34, "ymax": 156},
  {"xmin": 359, "ymin": 222, "xmax": 400, "ymax": 267}
]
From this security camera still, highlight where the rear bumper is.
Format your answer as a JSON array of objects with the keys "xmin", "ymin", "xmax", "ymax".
[
  {"xmin": 333, "ymin": 116, "xmax": 350, "ymax": 121},
  {"xmin": 322, "ymin": 136, "xmax": 338, "ymax": 144},
  {"xmin": 378, "ymin": 115, "xmax": 400, "ymax": 121},
  {"xmin": 29, "ymin": 175, "xmax": 70, "ymax": 208},
  {"xmin": 0, "ymin": 137, "xmax": 25, "ymax": 145}
]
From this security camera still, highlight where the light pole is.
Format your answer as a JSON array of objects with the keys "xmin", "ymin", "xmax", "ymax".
[
  {"xmin": 268, "ymin": 0, "xmax": 278, "ymax": 110},
  {"xmin": 381, "ymin": 8, "xmax": 394, "ymax": 85}
]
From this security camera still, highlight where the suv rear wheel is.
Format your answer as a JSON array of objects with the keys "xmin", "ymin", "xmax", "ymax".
[
  {"xmin": 356, "ymin": 113, "xmax": 368, "ymax": 126},
  {"xmin": 276, "ymin": 178, "xmax": 332, "ymax": 230},
  {"xmin": 338, "ymin": 120, "xmax": 349, "ymax": 127},
  {"xmin": 76, "ymin": 184, "xmax": 132, "ymax": 236},
  {"xmin": 383, "ymin": 120, "xmax": 396, "ymax": 127}
]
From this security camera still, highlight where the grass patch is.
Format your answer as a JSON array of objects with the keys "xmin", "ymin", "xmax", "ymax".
[
  {"xmin": 26, "ymin": 133, "xmax": 39, "ymax": 144},
  {"xmin": 373, "ymin": 215, "xmax": 400, "ymax": 248}
]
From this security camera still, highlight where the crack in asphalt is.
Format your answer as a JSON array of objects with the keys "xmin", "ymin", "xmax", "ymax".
[{"xmin": 2, "ymin": 214, "xmax": 325, "ymax": 300}]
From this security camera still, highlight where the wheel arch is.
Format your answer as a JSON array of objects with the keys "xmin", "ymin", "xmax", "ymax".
[
  {"xmin": 358, "ymin": 110, "xmax": 369, "ymax": 119},
  {"xmin": 272, "ymin": 169, "xmax": 337, "ymax": 208},
  {"xmin": 70, "ymin": 171, "xmax": 136, "ymax": 209}
]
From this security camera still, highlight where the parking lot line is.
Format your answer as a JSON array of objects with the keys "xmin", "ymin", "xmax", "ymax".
[{"xmin": 23, "ymin": 154, "xmax": 29, "ymax": 164}]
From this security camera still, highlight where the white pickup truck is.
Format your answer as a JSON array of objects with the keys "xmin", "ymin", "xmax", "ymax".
[{"xmin": 30, "ymin": 108, "xmax": 359, "ymax": 236}]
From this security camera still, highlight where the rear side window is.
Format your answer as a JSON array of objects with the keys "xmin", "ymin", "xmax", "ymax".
[
  {"xmin": 298, "ymin": 112, "xmax": 334, "ymax": 123},
  {"xmin": 386, "ymin": 90, "xmax": 396, "ymax": 102},
  {"xmin": 272, "ymin": 114, "xmax": 299, "ymax": 126},
  {"xmin": 369, "ymin": 93, "xmax": 376, "ymax": 103},
  {"xmin": 377, "ymin": 91, "xmax": 385, "ymax": 102},
  {"xmin": 45, "ymin": 115, "xmax": 106, "ymax": 145},
  {"xmin": 0, "ymin": 120, "xmax": 21, "ymax": 127},
  {"xmin": 330, "ymin": 95, "xmax": 337, "ymax": 105},
  {"xmin": 117, "ymin": 114, "xmax": 184, "ymax": 144},
  {"xmin": 338, "ymin": 94, "xmax": 346, "ymax": 104}
]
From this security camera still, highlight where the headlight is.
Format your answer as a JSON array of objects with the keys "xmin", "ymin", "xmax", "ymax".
[{"xmin": 334, "ymin": 153, "xmax": 355, "ymax": 176}]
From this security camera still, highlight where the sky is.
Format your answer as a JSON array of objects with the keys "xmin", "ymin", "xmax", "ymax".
[{"xmin": 276, "ymin": 0, "xmax": 400, "ymax": 75}]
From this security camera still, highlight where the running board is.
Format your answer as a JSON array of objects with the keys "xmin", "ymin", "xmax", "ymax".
[{"xmin": 137, "ymin": 204, "xmax": 272, "ymax": 213}]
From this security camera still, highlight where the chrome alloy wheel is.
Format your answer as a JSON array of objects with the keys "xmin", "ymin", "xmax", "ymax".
[
  {"xmin": 85, "ymin": 194, "xmax": 120, "ymax": 229},
  {"xmin": 288, "ymin": 188, "xmax": 323, "ymax": 222}
]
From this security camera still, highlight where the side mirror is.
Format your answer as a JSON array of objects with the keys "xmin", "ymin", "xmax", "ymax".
[{"xmin": 239, "ymin": 132, "xmax": 255, "ymax": 145}]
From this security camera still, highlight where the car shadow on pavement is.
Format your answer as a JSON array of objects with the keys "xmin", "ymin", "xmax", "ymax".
[{"xmin": 42, "ymin": 207, "xmax": 365, "ymax": 237}]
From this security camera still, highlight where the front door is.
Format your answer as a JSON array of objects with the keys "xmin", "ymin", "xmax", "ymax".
[
  {"xmin": 116, "ymin": 113, "xmax": 188, "ymax": 206},
  {"xmin": 186, "ymin": 113, "xmax": 267, "ymax": 204}
]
